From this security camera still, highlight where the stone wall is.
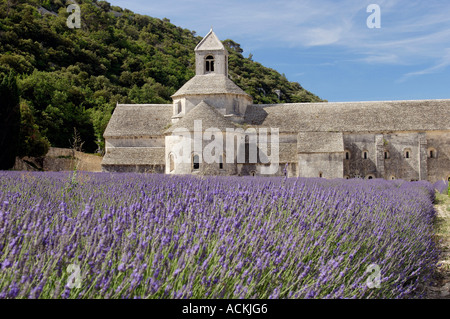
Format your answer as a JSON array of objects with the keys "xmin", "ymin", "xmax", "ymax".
[
  {"xmin": 13, "ymin": 147, "xmax": 103, "ymax": 172},
  {"xmin": 102, "ymin": 164, "xmax": 164, "ymax": 174},
  {"xmin": 343, "ymin": 134, "xmax": 378, "ymax": 178},
  {"xmin": 427, "ymin": 131, "xmax": 450, "ymax": 183},
  {"xmin": 382, "ymin": 132, "xmax": 424, "ymax": 181},
  {"xmin": 298, "ymin": 153, "xmax": 344, "ymax": 178},
  {"xmin": 173, "ymin": 94, "xmax": 251, "ymax": 119},
  {"xmin": 165, "ymin": 135, "xmax": 237, "ymax": 175},
  {"xmin": 102, "ymin": 130, "xmax": 449, "ymax": 182},
  {"xmin": 342, "ymin": 131, "xmax": 448, "ymax": 182}
]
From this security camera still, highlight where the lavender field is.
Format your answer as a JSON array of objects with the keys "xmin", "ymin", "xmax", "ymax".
[{"xmin": 0, "ymin": 171, "xmax": 441, "ymax": 299}]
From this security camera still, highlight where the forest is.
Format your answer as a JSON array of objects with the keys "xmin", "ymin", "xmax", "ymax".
[{"xmin": 0, "ymin": 0, "xmax": 324, "ymax": 168}]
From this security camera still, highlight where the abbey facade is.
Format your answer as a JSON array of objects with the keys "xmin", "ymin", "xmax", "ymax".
[{"xmin": 102, "ymin": 30, "xmax": 450, "ymax": 183}]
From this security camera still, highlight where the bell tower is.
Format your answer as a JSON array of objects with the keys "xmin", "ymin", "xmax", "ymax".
[
  {"xmin": 170, "ymin": 29, "xmax": 252, "ymax": 124},
  {"xmin": 194, "ymin": 28, "xmax": 228, "ymax": 77}
]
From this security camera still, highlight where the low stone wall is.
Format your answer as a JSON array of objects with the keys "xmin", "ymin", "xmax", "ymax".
[{"xmin": 13, "ymin": 148, "xmax": 103, "ymax": 172}]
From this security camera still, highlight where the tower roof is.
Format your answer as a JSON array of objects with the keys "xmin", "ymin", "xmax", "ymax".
[
  {"xmin": 195, "ymin": 29, "xmax": 226, "ymax": 51},
  {"xmin": 165, "ymin": 101, "xmax": 236, "ymax": 133},
  {"xmin": 171, "ymin": 73, "xmax": 251, "ymax": 98}
]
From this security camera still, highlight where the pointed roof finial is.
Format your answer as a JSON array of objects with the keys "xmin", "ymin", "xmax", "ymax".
[{"xmin": 195, "ymin": 28, "xmax": 225, "ymax": 51}]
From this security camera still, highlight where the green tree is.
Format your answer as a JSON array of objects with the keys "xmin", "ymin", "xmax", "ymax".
[
  {"xmin": 0, "ymin": 72, "xmax": 21, "ymax": 169},
  {"xmin": 18, "ymin": 101, "xmax": 50, "ymax": 158}
]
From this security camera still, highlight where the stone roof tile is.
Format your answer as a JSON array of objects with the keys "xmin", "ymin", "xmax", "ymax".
[
  {"xmin": 103, "ymin": 104, "xmax": 172, "ymax": 138},
  {"xmin": 245, "ymin": 99, "xmax": 450, "ymax": 132},
  {"xmin": 172, "ymin": 74, "xmax": 251, "ymax": 98},
  {"xmin": 166, "ymin": 101, "xmax": 237, "ymax": 133},
  {"xmin": 195, "ymin": 29, "xmax": 226, "ymax": 51}
]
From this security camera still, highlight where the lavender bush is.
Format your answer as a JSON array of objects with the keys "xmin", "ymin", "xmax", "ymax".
[
  {"xmin": 0, "ymin": 172, "xmax": 439, "ymax": 299},
  {"xmin": 433, "ymin": 180, "xmax": 449, "ymax": 195}
]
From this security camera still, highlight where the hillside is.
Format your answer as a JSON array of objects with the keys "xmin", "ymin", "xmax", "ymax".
[{"xmin": 0, "ymin": 0, "xmax": 325, "ymax": 156}]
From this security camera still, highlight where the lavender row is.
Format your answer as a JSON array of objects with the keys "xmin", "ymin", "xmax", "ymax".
[{"xmin": 0, "ymin": 171, "xmax": 439, "ymax": 298}]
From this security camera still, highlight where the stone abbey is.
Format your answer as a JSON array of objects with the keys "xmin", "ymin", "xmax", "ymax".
[{"xmin": 102, "ymin": 29, "xmax": 450, "ymax": 183}]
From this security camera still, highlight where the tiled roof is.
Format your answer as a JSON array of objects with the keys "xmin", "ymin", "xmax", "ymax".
[
  {"xmin": 103, "ymin": 104, "xmax": 172, "ymax": 138},
  {"xmin": 195, "ymin": 29, "xmax": 226, "ymax": 51},
  {"xmin": 172, "ymin": 74, "xmax": 251, "ymax": 98},
  {"xmin": 245, "ymin": 99, "xmax": 450, "ymax": 133},
  {"xmin": 166, "ymin": 101, "xmax": 237, "ymax": 133}
]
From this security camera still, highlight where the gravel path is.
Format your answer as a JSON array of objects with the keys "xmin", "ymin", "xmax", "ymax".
[{"xmin": 425, "ymin": 196, "xmax": 450, "ymax": 299}]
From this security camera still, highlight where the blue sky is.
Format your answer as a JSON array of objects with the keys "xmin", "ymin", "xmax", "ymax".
[{"xmin": 108, "ymin": 0, "xmax": 450, "ymax": 102}]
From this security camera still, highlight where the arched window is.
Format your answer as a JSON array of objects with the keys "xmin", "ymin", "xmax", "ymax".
[
  {"xmin": 362, "ymin": 150, "xmax": 368, "ymax": 160},
  {"xmin": 250, "ymin": 171, "xmax": 256, "ymax": 176},
  {"xmin": 390, "ymin": 175, "xmax": 395, "ymax": 180},
  {"xmin": 193, "ymin": 154, "xmax": 200, "ymax": 170},
  {"xmin": 428, "ymin": 148, "xmax": 437, "ymax": 159},
  {"xmin": 344, "ymin": 175, "xmax": 350, "ymax": 180},
  {"xmin": 345, "ymin": 150, "xmax": 350, "ymax": 160},
  {"xmin": 169, "ymin": 154, "xmax": 175, "ymax": 172},
  {"xmin": 366, "ymin": 174, "xmax": 375, "ymax": 180},
  {"xmin": 319, "ymin": 172, "xmax": 323, "ymax": 178},
  {"xmin": 205, "ymin": 55, "xmax": 214, "ymax": 72},
  {"xmin": 384, "ymin": 151, "xmax": 390, "ymax": 159}
]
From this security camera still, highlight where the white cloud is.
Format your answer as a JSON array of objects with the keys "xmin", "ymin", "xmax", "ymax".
[
  {"xmin": 399, "ymin": 48, "xmax": 450, "ymax": 82},
  {"xmin": 362, "ymin": 54, "xmax": 400, "ymax": 64}
]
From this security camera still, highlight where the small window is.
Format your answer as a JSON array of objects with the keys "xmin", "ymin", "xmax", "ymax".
[
  {"xmin": 193, "ymin": 154, "xmax": 200, "ymax": 170},
  {"xmin": 390, "ymin": 175, "xmax": 395, "ymax": 180},
  {"xmin": 366, "ymin": 174, "xmax": 375, "ymax": 180},
  {"xmin": 344, "ymin": 175, "xmax": 350, "ymax": 180},
  {"xmin": 219, "ymin": 155, "xmax": 224, "ymax": 170},
  {"xmin": 428, "ymin": 148, "xmax": 437, "ymax": 159},
  {"xmin": 404, "ymin": 149, "xmax": 411, "ymax": 159},
  {"xmin": 384, "ymin": 151, "xmax": 390, "ymax": 159},
  {"xmin": 205, "ymin": 55, "xmax": 214, "ymax": 72},
  {"xmin": 362, "ymin": 150, "xmax": 368, "ymax": 160},
  {"xmin": 345, "ymin": 150, "xmax": 350, "ymax": 160},
  {"xmin": 319, "ymin": 172, "xmax": 323, "ymax": 178},
  {"xmin": 250, "ymin": 171, "xmax": 256, "ymax": 176}
]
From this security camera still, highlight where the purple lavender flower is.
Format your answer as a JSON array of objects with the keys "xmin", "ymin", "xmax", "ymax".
[
  {"xmin": 0, "ymin": 171, "xmax": 440, "ymax": 299},
  {"xmin": 118, "ymin": 263, "xmax": 126, "ymax": 272}
]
